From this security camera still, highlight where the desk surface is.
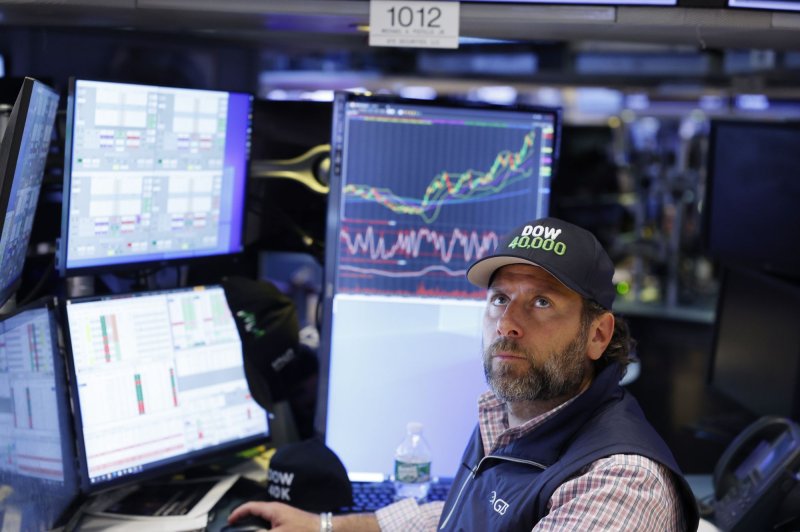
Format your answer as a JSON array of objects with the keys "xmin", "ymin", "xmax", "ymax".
[{"xmin": 67, "ymin": 471, "xmax": 720, "ymax": 530}]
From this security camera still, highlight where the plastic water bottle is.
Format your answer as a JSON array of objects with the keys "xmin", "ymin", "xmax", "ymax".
[{"xmin": 393, "ymin": 421, "xmax": 432, "ymax": 501}]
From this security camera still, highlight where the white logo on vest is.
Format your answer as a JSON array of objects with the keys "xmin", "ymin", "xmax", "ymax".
[{"xmin": 490, "ymin": 490, "xmax": 510, "ymax": 516}]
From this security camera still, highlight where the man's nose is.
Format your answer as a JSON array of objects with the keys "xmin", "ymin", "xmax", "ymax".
[{"xmin": 496, "ymin": 303, "xmax": 523, "ymax": 338}]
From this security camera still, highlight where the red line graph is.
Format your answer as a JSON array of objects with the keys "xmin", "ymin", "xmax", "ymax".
[{"xmin": 340, "ymin": 224, "xmax": 499, "ymax": 265}]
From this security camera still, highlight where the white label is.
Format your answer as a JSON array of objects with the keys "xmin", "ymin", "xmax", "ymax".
[{"xmin": 369, "ymin": 0, "xmax": 460, "ymax": 49}]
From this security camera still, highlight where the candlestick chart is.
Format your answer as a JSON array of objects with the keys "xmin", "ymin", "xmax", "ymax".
[{"xmin": 337, "ymin": 114, "xmax": 554, "ymax": 298}]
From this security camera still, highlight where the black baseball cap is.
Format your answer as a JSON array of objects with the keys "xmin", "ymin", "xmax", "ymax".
[
  {"xmin": 466, "ymin": 217, "xmax": 616, "ymax": 310},
  {"xmin": 265, "ymin": 438, "xmax": 353, "ymax": 513}
]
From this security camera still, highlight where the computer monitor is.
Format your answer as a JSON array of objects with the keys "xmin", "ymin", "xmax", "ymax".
[
  {"xmin": 0, "ymin": 77, "xmax": 59, "ymax": 307},
  {"xmin": 727, "ymin": 0, "xmax": 800, "ymax": 11},
  {"xmin": 0, "ymin": 298, "xmax": 80, "ymax": 530},
  {"xmin": 708, "ymin": 266, "xmax": 800, "ymax": 421},
  {"xmin": 464, "ymin": 0, "xmax": 677, "ymax": 4},
  {"xmin": 62, "ymin": 285, "xmax": 269, "ymax": 491},
  {"xmin": 318, "ymin": 92, "xmax": 560, "ymax": 479},
  {"xmin": 59, "ymin": 79, "xmax": 253, "ymax": 276},
  {"xmin": 704, "ymin": 119, "xmax": 800, "ymax": 280}
]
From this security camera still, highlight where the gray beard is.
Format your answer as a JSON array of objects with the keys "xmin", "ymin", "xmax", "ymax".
[{"xmin": 483, "ymin": 326, "xmax": 590, "ymax": 403}]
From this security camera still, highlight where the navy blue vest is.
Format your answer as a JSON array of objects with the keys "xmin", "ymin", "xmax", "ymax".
[{"xmin": 437, "ymin": 363, "xmax": 700, "ymax": 531}]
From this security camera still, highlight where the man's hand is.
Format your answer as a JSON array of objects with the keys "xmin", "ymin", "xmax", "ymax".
[
  {"xmin": 229, "ymin": 501, "xmax": 382, "ymax": 532},
  {"xmin": 229, "ymin": 501, "xmax": 316, "ymax": 531}
]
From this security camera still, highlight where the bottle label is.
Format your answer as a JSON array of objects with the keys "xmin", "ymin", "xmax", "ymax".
[{"xmin": 394, "ymin": 460, "xmax": 431, "ymax": 483}]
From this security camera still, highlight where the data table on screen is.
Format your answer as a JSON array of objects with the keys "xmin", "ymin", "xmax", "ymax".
[{"xmin": 65, "ymin": 287, "xmax": 268, "ymax": 487}]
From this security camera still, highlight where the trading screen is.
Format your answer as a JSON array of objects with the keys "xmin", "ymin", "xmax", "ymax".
[
  {"xmin": 334, "ymin": 99, "xmax": 554, "ymax": 298},
  {"xmin": 0, "ymin": 306, "xmax": 67, "ymax": 482},
  {"xmin": 65, "ymin": 286, "xmax": 268, "ymax": 487},
  {"xmin": 0, "ymin": 80, "xmax": 59, "ymax": 303},
  {"xmin": 322, "ymin": 95, "xmax": 559, "ymax": 478},
  {"xmin": 0, "ymin": 302, "xmax": 78, "ymax": 531},
  {"xmin": 61, "ymin": 80, "xmax": 251, "ymax": 272}
]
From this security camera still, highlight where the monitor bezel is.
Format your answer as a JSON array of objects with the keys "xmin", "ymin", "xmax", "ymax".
[
  {"xmin": 461, "ymin": 0, "xmax": 678, "ymax": 5},
  {"xmin": 706, "ymin": 266, "xmax": 800, "ymax": 421},
  {"xmin": 57, "ymin": 78, "xmax": 254, "ymax": 278},
  {"xmin": 314, "ymin": 90, "xmax": 562, "ymax": 440},
  {"xmin": 60, "ymin": 285, "xmax": 271, "ymax": 493},
  {"xmin": 0, "ymin": 78, "xmax": 59, "ymax": 307},
  {"xmin": 0, "ymin": 295, "xmax": 82, "ymax": 528},
  {"xmin": 727, "ymin": 0, "xmax": 800, "ymax": 11}
]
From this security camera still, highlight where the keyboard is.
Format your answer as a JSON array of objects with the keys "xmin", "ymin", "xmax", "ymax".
[{"xmin": 339, "ymin": 478, "xmax": 454, "ymax": 513}]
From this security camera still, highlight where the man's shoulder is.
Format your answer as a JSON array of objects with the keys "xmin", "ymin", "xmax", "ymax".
[
  {"xmin": 584, "ymin": 453, "xmax": 675, "ymax": 481},
  {"xmin": 576, "ymin": 389, "xmax": 668, "ymax": 449}
]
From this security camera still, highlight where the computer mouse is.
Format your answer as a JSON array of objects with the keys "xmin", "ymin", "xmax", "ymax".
[{"xmin": 221, "ymin": 513, "xmax": 272, "ymax": 531}]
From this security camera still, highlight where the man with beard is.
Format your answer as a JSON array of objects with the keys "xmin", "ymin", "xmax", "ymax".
[{"xmin": 229, "ymin": 217, "xmax": 700, "ymax": 531}]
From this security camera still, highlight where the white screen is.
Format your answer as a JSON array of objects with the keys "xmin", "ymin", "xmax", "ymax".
[
  {"xmin": 0, "ymin": 307, "xmax": 65, "ymax": 482},
  {"xmin": 326, "ymin": 296, "xmax": 487, "ymax": 478},
  {"xmin": 66, "ymin": 286, "xmax": 268, "ymax": 486}
]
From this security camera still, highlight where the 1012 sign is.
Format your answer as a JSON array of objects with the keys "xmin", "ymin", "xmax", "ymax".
[
  {"xmin": 370, "ymin": 1, "xmax": 460, "ymax": 48},
  {"xmin": 386, "ymin": 4, "xmax": 443, "ymax": 28}
]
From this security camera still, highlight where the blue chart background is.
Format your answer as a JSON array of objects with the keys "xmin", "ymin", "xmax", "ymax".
[
  {"xmin": 0, "ymin": 85, "xmax": 58, "ymax": 295},
  {"xmin": 337, "ymin": 116, "xmax": 551, "ymax": 298}
]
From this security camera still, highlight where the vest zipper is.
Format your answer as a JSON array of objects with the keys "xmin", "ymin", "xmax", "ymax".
[
  {"xmin": 439, "ymin": 455, "xmax": 547, "ymax": 529},
  {"xmin": 486, "ymin": 455, "xmax": 548, "ymax": 470},
  {"xmin": 439, "ymin": 464, "xmax": 477, "ymax": 529}
]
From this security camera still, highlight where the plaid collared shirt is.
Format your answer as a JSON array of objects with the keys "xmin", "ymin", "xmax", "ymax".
[{"xmin": 376, "ymin": 391, "xmax": 684, "ymax": 531}]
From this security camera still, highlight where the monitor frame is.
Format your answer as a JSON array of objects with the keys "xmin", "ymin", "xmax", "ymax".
[
  {"xmin": 0, "ymin": 296, "xmax": 81, "ymax": 529},
  {"xmin": 707, "ymin": 266, "xmax": 800, "ymax": 421},
  {"xmin": 727, "ymin": 0, "xmax": 800, "ymax": 11},
  {"xmin": 316, "ymin": 91, "xmax": 561, "ymax": 477},
  {"xmin": 60, "ymin": 285, "xmax": 270, "ymax": 493},
  {"xmin": 57, "ymin": 78, "xmax": 253, "ymax": 278},
  {"xmin": 462, "ymin": 0, "xmax": 678, "ymax": 5},
  {"xmin": 703, "ymin": 118, "xmax": 800, "ymax": 280},
  {"xmin": 0, "ymin": 77, "xmax": 59, "ymax": 307}
]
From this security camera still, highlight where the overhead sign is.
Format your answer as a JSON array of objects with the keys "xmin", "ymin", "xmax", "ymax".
[{"xmin": 369, "ymin": 1, "xmax": 460, "ymax": 49}]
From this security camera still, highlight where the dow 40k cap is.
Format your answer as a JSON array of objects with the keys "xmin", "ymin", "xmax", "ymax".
[
  {"xmin": 466, "ymin": 217, "xmax": 616, "ymax": 310},
  {"xmin": 265, "ymin": 438, "xmax": 353, "ymax": 513}
]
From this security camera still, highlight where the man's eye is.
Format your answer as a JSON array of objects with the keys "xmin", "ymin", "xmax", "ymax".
[
  {"xmin": 534, "ymin": 297, "xmax": 551, "ymax": 308},
  {"xmin": 490, "ymin": 294, "xmax": 508, "ymax": 305}
]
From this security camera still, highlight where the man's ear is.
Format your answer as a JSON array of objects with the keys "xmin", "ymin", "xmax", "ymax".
[{"xmin": 586, "ymin": 312, "xmax": 614, "ymax": 361}]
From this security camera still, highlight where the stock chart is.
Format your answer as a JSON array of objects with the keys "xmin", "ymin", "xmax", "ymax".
[{"xmin": 337, "ymin": 111, "xmax": 554, "ymax": 298}]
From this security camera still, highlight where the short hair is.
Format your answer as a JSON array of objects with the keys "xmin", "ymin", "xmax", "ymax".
[{"xmin": 581, "ymin": 298, "xmax": 636, "ymax": 376}]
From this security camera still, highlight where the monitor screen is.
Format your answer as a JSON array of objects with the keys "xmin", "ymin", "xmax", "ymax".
[
  {"xmin": 59, "ymin": 79, "xmax": 253, "ymax": 275},
  {"xmin": 709, "ymin": 267, "xmax": 800, "ymax": 420},
  {"xmin": 704, "ymin": 119, "xmax": 800, "ymax": 279},
  {"xmin": 728, "ymin": 0, "xmax": 800, "ymax": 11},
  {"xmin": 0, "ymin": 78, "xmax": 59, "ymax": 307},
  {"xmin": 0, "ymin": 299, "xmax": 80, "ymax": 530},
  {"xmin": 63, "ymin": 285, "xmax": 269, "ymax": 491},
  {"xmin": 319, "ymin": 92, "xmax": 560, "ymax": 478},
  {"xmin": 463, "ymin": 0, "xmax": 677, "ymax": 5}
]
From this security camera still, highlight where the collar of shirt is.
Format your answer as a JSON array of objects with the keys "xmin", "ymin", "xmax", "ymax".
[{"xmin": 477, "ymin": 390, "xmax": 579, "ymax": 456}]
